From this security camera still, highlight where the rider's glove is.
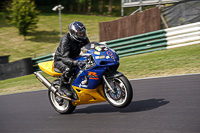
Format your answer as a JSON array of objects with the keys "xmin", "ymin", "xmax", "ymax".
[
  {"xmin": 77, "ymin": 60, "xmax": 86, "ymax": 68},
  {"xmin": 63, "ymin": 68, "xmax": 70, "ymax": 78}
]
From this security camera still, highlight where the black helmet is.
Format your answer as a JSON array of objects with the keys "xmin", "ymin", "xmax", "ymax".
[{"xmin": 68, "ymin": 21, "xmax": 87, "ymax": 42}]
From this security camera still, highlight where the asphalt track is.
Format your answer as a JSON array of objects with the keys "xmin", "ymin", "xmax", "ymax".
[{"xmin": 0, "ymin": 74, "xmax": 200, "ymax": 133}]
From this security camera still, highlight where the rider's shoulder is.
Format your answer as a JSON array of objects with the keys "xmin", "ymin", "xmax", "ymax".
[{"xmin": 60, "ymin": 34, "xmax": 70, "ymax": 44}]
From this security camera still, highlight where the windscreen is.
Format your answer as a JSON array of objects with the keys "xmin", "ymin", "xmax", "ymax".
[{"xmin": 83, "ymin": 41, "xmax": 109, "ymax": 52}]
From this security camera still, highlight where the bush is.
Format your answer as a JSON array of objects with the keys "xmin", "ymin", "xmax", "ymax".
[{"xmin": 5, "ymin": 0, "xmax": 40, "ymax": 40}]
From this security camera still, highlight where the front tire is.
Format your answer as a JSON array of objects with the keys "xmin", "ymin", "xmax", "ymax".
[
  {"xmin": 48, "ymin": 79, "xmax": 76, "ymax": 114},
  {"xmin": 103, "ymin": 75, "xmax": 133, "ymax": 108}
]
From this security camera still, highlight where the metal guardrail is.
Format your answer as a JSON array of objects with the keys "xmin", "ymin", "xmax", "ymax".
[
  {"xmin": 122, "ymin": 0, "xmax": 182, "ymax": 7},
  {"xmin": 32, "ymin": 53, "xmax": 54, "ymax": 71},
  {"xmin": 105, "ymin": 30, "xmax": 167, "ymax": 57},
  {"xmin": 105, "ymin": 21, "xmax": 200, "ymax": 57},
  {"xmin": 121, "ymin": 0, "xmax": 182, "ymax": 16}
]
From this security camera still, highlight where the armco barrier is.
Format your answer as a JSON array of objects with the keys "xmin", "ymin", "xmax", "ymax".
[
  {"xmin": 0, "ymin": 55, "xmax": 10, "ymax": 64},
  {"xmin": 104, "ymin": 21, "xmax": 200, "ymax": 57},
  {"xmin": 0, "ymin": 58, "xmax": 34, "ymax": 80},
  {"xmin": 32, "ymin": 22, "xmax": 200, "ymax": 71},
  {"xmin": 104, "ymin": 30, "xmax": 167, "ymax": 57},
  {"xmin": 32, "ymin": 53, "xmax": 54, "ymax": 71},
  {"xmin": 165, "ymin": 22, "xmax": 200, "ymax": 49}
]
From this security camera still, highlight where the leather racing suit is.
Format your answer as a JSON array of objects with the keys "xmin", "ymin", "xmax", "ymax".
[{"xmin": 54, "ymin": 33, "xmax": 90, "ymax": 88}]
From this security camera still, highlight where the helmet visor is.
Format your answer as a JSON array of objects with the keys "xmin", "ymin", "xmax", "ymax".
[{"xmin": 76, "ymin": 30, "xmax": 86, "ymax": 39}]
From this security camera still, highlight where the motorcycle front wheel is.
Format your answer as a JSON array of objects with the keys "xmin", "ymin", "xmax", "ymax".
[
  {"xmin": 48, "ymin": 79, "xmax": 76, "ymax": 114},
  {"xmin": 103, "ymin": 75, "xmax": 133, "ymax": 108}
]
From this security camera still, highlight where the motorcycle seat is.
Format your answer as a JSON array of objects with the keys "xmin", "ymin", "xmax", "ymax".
[{"xmin": 54, "ymin": 68, "xmax": 62, "ymax": 73}]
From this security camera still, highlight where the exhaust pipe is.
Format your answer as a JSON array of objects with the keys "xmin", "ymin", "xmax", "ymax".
[
  {"xmin": 34, "ymin": 71, "xmax": 72, "ymax": 101},
  {"xmin": 34, "ymin": 71, "xmax": 57, "ymax": 93}
]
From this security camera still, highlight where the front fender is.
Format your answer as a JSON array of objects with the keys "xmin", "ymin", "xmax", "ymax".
[{"xmin": 106, "ymin": 71, "xmax": 124, "ymax": 79}]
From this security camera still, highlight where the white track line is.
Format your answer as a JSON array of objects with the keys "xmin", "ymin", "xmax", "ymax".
[{"xmin": 129, "ymin": 73, "xmax": 200, "ymax": 81}]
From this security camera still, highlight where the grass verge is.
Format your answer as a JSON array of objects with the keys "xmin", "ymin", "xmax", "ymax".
[
  {"xmin": 118, "ymin": 44, "xmax": 200, "ymax": 79},
  {"xmin": 0, "ymin": 12, "xmax": 118, "ymax": 61},
  {"xmin": 0, "ymin": 44, "xmax": 200, "ymax": 95}
]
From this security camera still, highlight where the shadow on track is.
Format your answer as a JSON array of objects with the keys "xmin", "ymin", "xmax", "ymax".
[{"xmin": 74, "ymin": 98, "xmax": 169, "ymax": 114}]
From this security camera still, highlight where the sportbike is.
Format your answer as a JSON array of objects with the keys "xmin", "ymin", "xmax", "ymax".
[{"xmin": 34, "ymin": 42, "xmax": 133, "ymax": 114}]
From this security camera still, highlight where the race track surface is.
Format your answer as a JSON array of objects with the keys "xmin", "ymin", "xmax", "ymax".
[{"xmin": 0, "ymin": 74, "xmax": 200, "ymax": 133}]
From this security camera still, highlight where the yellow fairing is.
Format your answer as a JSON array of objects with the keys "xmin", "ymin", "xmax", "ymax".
[
  {"xmin": 38, "ymin": 61, "xmax": 107, "ymax": 106},
  {"xmin": 38, "ymin": 61, "xmax": 62, "ymax": 77},
  {"xmin": 72, "ymin": 85, "xmax": 106, "ymax": 106}
]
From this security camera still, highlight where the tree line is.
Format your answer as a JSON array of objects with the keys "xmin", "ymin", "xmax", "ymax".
[
  {"xmin": 0, "ymin": 0, "xmax": 121, "ymax": 16},
  {"xmin": 34, "ymin": 0, "xmax": 120, "ymax": 16},
  {"xmin": 2, "ymin": 0, "xmax": 121, "ymax": 39}
]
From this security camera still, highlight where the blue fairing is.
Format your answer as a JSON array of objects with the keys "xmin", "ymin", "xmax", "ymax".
[{"xmin": 72, "ymin": 42, "xmax": 120, "ymax": 89}]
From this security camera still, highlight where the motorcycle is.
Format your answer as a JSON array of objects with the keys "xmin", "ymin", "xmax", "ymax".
[{"xmin": 34, "ymin": 42, "xmax": 133, "ymax": 114}]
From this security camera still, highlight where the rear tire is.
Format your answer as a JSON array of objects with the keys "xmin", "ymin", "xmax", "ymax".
[
  {"xmin": 48, "ymin": 79, "xmax": 76, "ymax": 114},
  {"xmin": 103, "ymin": 75, "xmax": 133, "ymax": 108}
]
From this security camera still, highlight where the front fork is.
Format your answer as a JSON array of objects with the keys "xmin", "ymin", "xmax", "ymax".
[
  {"xmin": 102, "ymin": 75, "xmax": 116, "ymax": 93},
  {"xmin": 102, "ymin": 71, "xmax": 124, "ymax": 93}
]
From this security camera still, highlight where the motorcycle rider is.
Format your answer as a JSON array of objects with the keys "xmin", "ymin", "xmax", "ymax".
[{"xmin": 54, "ymin": 21, "xmax": 90, "ymax": 97}]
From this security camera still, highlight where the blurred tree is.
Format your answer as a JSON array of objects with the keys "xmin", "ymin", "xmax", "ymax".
[
  {"xmin": 5, "ymin": 0, "xmax": 40, "ymax": 40},
  {"xmin": 83, "ymin": 0, "xmax": 86, "ymax": 12},
  {"xmin": 108, "ymin": 0, "xmax": 114, "ymax": 14},
  {"xmin": 88, "ymin": 0, "xmax": 91, "ymax": 13},
  {"xmin": 69, "ymin": 0, "xmax": 75, "ymax": 12},
  {"xmin": 99, "ymin": 0, "xmax": 104, "ymax": 13},
  {"xmin": 77, "ymin": 0, "xmax": 85, "ymax": 12}
]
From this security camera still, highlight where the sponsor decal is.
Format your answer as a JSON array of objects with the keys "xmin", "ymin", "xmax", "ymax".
[
  {"xmin": 106, "ymin": 56, "xmax": 110, "ymax": 59},
  {"xmin": 111, "ymin": 56, "xmax": 115, "ymax": 61},
  {"xmin": 88, "ymin": 71, "xmax": 99, "ymax": 80},
  {"xmin": 95, "ymin": 46, "xmax": 101, "ymax": 51},
  {"xmin": 107, "ymin": 51, "xmax": 113, "ymax": 56},
  {"xmin": 94, "ymin": 51, "xmax": 100, "ymax": 55},
  {"xmin": 91, "ymin": 44, "xmax": 95, "ymax": 48},
  {"xmin": 95, "ymin": 55, "xmax": 105, "ymax": 59}
]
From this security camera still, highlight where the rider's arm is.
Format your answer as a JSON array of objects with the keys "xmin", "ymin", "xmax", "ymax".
[
  {"xmin": 86, "ymin": 37, "xmax": 90, "ymax": 44},
  {"xmin": 60, "ymin": 39, "xmax": 78, "ymax": 67}
]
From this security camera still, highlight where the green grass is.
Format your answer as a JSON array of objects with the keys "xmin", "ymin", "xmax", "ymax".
[
  {"xmin": 0, "ymin": 12, "xmax": 118, "ymax": 61},
  {"xmin": 0, "ymin": 12, "xmax": 200, "ymax": 95},
  {"xmin": 118, "ymin": 44, "xmax": 200, "ymax": 79}
]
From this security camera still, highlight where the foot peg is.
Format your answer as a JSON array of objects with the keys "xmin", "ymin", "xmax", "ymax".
[{"xmin": 56, "ymin": 92, "xmax": 73, "ymax": 101}]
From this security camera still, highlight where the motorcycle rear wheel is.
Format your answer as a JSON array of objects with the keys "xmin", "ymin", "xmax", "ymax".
[
  {"xmin": 48, "ymin": 79, "xmax": 76, "ymax": 114},
  {"xmin": 103, "ymin": 75, "xmax": 133, "ymax": 108}
]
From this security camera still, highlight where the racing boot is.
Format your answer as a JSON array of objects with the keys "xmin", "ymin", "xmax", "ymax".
[
  {"xmin": 58, "ymin": 74, "xmax": 72, "ymax": 97},
  {"xmin": 58, "ymin": 67, "xmax": 75, "ymax": 97},
  {"xmin": 56, "ymin": 82, "xmax": 72, "ymax": 106},
  {"xmin": 58, "ymin": 82, "xmax": 72, "ymax": 97}
]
